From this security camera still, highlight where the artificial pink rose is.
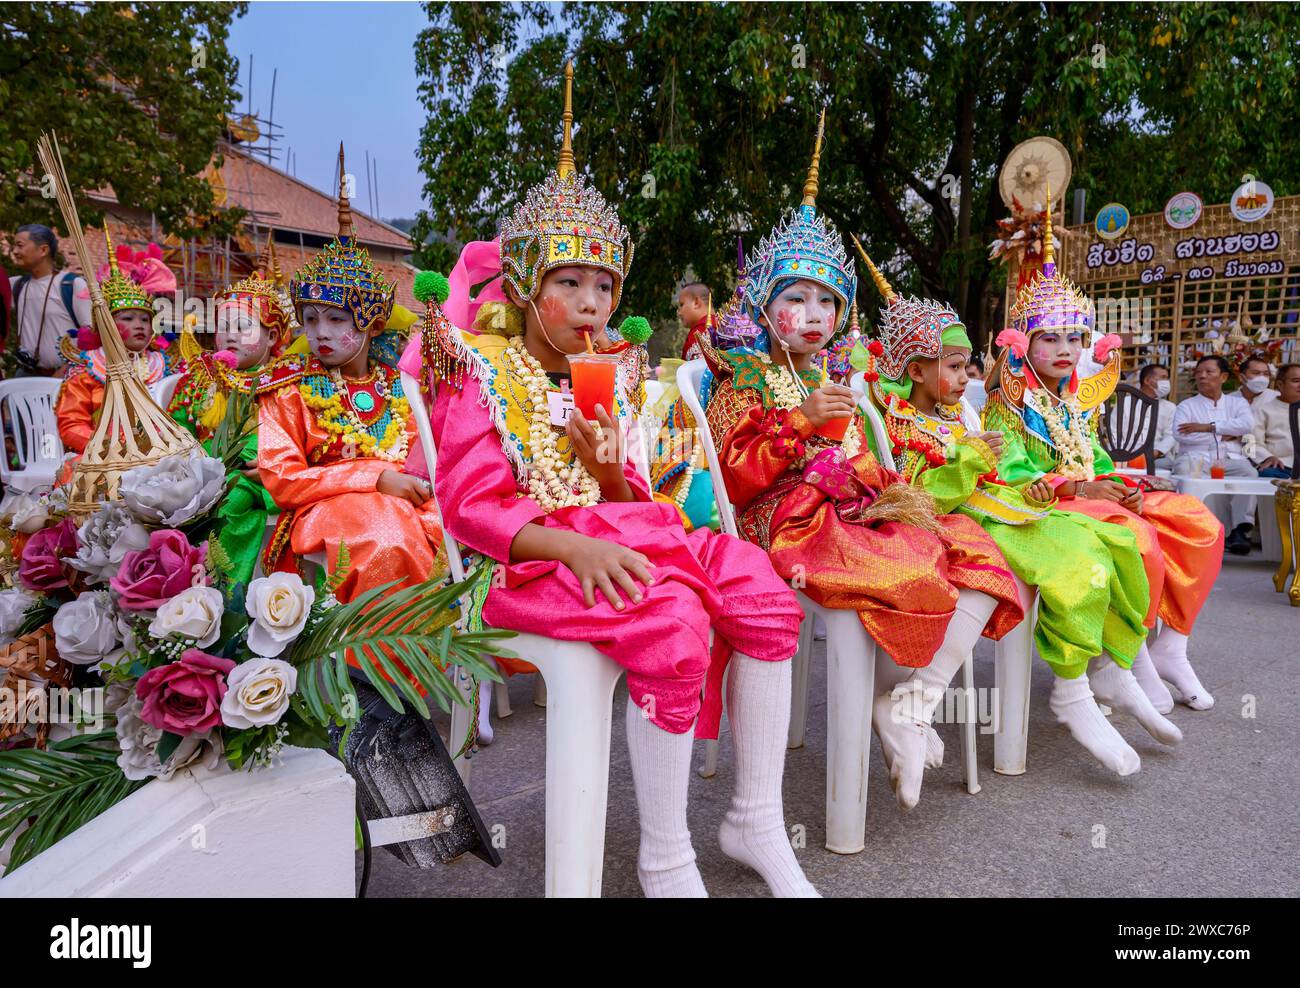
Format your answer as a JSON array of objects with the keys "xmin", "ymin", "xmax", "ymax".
[
  {"xmin": 110, "ymin": 529, "xmax": 208, "ymax": 612},
  {"xmin": 135, "ymin": 648, "xmax": 235, "ymax": 735},
  {"xmin": 19, "ymin": 517, "xmax": 79, "ymax": 592}
]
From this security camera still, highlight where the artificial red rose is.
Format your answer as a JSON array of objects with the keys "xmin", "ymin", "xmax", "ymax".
[
  {"xmin": 135, "ymin": 648, "xmax": 235, "ymax": 735},
  {"xmin": 110, "ymin": 529, "xmax": 208, "ymax": 612},
  {"xmin": 18, "ymin": 517, "xmax": 79, "ymax": 592}
]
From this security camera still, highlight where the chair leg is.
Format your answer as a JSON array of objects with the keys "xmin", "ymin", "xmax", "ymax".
[
  {"xmin": 1274, "ymin": 490, "xmax": 1294, "ymax": 593},
  {"xmin": 1288, "ymin": 497, "xmax": 1300, "ymax": 606},
  {"xmin": 495, "ymin": 677, "xmax": 513, "ymax": 718},
  {"xmin": 526, "ymin": 643, "xmax": 624, "ymax": 898},
  {"xmin": 994, "ymin": 615, "xmax": 1034, "ymax": 776},
  {"xmin": 533, "ymin": 675, "xmax": 548, "ymax": 708},
  {"xmin": 823, "ymin": 607, "xmax": 875, "ymax": 855},
  {"xmin": 448, "ymin": 667, "xmax": 476, "ymax": 785},
  {"xmin": 787, "ymin": 610, "xmax": 815, "ymax": 750},
  {"xmin": 960, "ymin": 653, "xmax": 980, "ymax": 795},
  {"xmin": 698, "ymin": 738, "xmax": 720, "ymax": 779}
]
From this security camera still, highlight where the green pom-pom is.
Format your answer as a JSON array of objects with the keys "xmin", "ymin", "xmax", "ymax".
[
  {"xmin": 618, "ymin": 315, "xmax": 653, "ymax": 344},
  {"xmin": 413, "ymin": 270, "xmax": 450, "ymax": 305}
]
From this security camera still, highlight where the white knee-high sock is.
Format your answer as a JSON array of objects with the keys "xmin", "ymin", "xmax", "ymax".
[
  {"xmin": 1049, "ymin": 673, "xmax": 1141, "ymax": 776},
  {"xmin": 1129, "ymin": 642, "xmax": 1175, "ymax": 714},
  {"xmin": 1090, "ymin": 654, "xmax": 1182, "ymax": 745},
  {"xmin": 624, "ymin": 699, "xmax": 706, "ymax": 898},
  {"xmin": 876, "ymin": 590, "xmax": 995, "ymax": 810},
  {"xmin": 718, "ymin": 652, "xmax": 819, "ymax": 898},
  {"xmin": 1149, "ymin": 628, "xmax": 1214, "ymax": 710}
]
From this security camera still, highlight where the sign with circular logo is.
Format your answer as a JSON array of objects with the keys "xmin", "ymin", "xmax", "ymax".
[
  {"xmin": 1163, "ymin": 191, "xmax": 1203, "ymax": 230},
  {"xmin": 1230, "ymin": 179, "xmax": 1274, "ymax": 222},
  {"xmin": 1094, "ymin": 202, "xmax": 1131, "ymax": 241}
]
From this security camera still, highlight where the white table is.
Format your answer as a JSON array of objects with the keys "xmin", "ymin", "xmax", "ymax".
[{"xmin": 1172, "ymin": 474, "xmax": 1281, "ymax": 562}]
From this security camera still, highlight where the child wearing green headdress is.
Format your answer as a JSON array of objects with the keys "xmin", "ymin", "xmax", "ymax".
[{"xmin": 855, "ymin": 245, "xmax": 1178, "ymax": 778}]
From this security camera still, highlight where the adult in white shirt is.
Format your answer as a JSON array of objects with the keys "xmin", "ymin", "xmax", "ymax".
[
  {"xmin": 963, "ymin": 352, "xmax": 987, "ymax": 413},
  {"xmin": 1172, "ymin": 354, "xmax": 1259, "ymax": 553},
  {"xmin": 8, "ymin": 224, "xmax": 91, "ymax": 375},
  {"xmin": 1137, "ymin": 362, "xmax": 1177, "ymax": 470},
  {"xmin": 1237, "ymin": 354, "xmax": 1279, "ymax": 409},
  {"xmin": 1251, "ymin": 362, "xmax": 1300, "ymax": 478}
]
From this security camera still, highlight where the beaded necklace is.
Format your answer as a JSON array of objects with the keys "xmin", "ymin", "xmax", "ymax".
[
  {"xmin": 299, "ymin": 363, "xmax": 411, "ymax": 463},
  {"xmin": 765, "ymin": 361, "xmax": 862, "ymax": 462}
]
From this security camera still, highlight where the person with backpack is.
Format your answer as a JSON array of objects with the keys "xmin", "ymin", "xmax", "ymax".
[{"xmin": 8, "ymin": 224, "xmax": 91, "ymax": 376}]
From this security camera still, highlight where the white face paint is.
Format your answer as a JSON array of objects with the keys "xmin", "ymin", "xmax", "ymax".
[
  {"xmin": 300, "ymin": 303, "xmax": 365, "ymax": 368},
  {"xmin": 215, "ymin": 305, "xmax": 273, "ymax": 370},
  {"xmin": 762, "ymin": 279, "xmax": 838, "ymax": 355}
]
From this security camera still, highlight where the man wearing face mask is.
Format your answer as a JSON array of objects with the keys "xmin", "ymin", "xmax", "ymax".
[
  {"xmin": 1238, "ymin": 355, "xmax": 1278, "ymax": 409},
  {"xmin": 1138, "ymin": 363, "xmax": 1177, "ymax": 471},
  {"xmin": 1251, "ymin": 362, "xmax": 1300, "ymax": 478}
]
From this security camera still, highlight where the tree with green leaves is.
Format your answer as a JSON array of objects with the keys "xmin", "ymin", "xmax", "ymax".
[
  {"xmin": 0, "ymin": 2, "xmax": 247, "ymax": 242},
  {"xmin": 411, "ymin": 2, "xmax": 1299, "ymax": 348}
]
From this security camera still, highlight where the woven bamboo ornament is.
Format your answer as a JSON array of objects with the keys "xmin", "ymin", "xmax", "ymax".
[
  {"xmin": 0, "ymin": 623, "xmax": 72, "ymax": 748},
  {"xmin": 36, "ymin": 133, "xmax": 199, "ymax": 518}
]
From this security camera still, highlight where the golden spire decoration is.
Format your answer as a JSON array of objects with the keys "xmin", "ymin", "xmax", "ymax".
[
  {"xmin": 1042, "ymin": 181, "xmax": 1054, "ymax": 267},
  {"xmin": 851, "ymin": 234, "xmax": 896, "ymax": 304},
  {"xmin": 801, "ymin": 106, "xmax": 826, "ymax": 206},
  {"xmin": 337, "ymin": 142, "xmax": 354, "ymax": 240},
  {"xmin": 557, "ymin": 60, "xmax": 575, "ymax": 179},
  {"xmin": 103, "ymin": 221, "xmax": 122, "ymax": 280}
]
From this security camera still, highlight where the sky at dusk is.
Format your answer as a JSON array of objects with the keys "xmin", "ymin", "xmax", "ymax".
[{"xmin": 227, "ymin": 1, "xmax": 431, "ymax": 223}]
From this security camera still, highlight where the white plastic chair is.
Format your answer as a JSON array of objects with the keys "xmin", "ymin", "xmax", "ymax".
[
  {"xmin": 150, "ymin": 372, "xmax": 183, "ymax": 411},
  {"xmin": 0, "ymin": 377, "xmax": 63, "ymax": 492},
  {"xmin": 402, "ymin": 370, "xmax": 626, "ymax": 897},
  {"xmin": 679, "ymin": 358, "xmax": 935, "ymax": 854}
]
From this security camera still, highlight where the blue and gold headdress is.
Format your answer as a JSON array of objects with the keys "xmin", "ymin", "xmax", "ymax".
[
  {"xmin": 742, "ymin": 109, "xmax": 857, "ymax": 343},
  {"xmin": 290, "ymin": 144, "xmax": 396, "ymax": 334}
]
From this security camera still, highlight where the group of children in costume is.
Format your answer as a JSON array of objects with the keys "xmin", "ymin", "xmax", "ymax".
[{"xmin": 51, "ymin": 67, "xmax": 1227, "ymax": 899}]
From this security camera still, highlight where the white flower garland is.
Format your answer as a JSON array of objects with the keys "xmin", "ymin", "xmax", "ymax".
[
  {"xmin": 1027, "ymin": 388, "xmax": 1094, "ymax": 480},
  {"xmin": 764, "ymin": 363, "xmax": 861, "ymax": 461},
  {"xmin": 505, "ymin": 337, "xmax": 602, "ymax": 512}
]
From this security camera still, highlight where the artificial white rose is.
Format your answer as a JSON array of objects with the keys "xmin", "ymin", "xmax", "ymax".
[
  {"xmin": 2, "ymin": 492, "xmax": 50, "ymax": 534},
  {"xmin": 69, "ymin": 502, "xmax": 151, "ymax": 584},
  {"xmin": 0, "ymin": 588, "xmax": 37, "ymax": 646},
  {"xmin": 245, "ymin": 573, "xmax": 315, "ymax": 657},
  {"xmin": 114, "ymin": 694, "xmax": 225, "ymax": 781},
  {"xmin": 52, "ymin": 591, "xmax": 122, "ymax": 666},
  {"xmin": 147, "ymin": 585, "xmax": 226, "ymax": 648},
  {"xmin": 220, "ymin": 657, "xmax": 297, "ymax": 729},
  {"xmin": 118, "ymin": 450, "xmax": 226, "ymax": 526}
]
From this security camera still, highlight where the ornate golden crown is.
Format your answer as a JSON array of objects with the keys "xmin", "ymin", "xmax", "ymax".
[
  {"xmin": 498, "ymin": 62, "xmax": 633, "ymax": 310},
  {"xmin": 101, "ymin": 224, "xmax": 152, "ymax": 314}
]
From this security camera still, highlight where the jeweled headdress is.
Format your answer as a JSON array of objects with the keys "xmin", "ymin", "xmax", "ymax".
[
  {"xmin": 290, "ymin": 144, "xmax": 396, "ymax": 333},
  {"xmin": 853, "ymin": 236, "xmax": 965, "ymax": 379},
  {"xmin": 100, "ymin": 224, "xmax": 154, "ymax": 314},
  {"xmin": 498, "ymin": 62, "xmax": 633, "ymax": 311},
  {"xmin": 215, "ymin": 234, "xmax": 295, "ymax": 353},
  {"xmin": 742, "ymin": 109, "xmax": 857, "ymax": 338},
  {"xmin": 1008, "ymin": 183, "xmax": 1094, "ymax": 339}
]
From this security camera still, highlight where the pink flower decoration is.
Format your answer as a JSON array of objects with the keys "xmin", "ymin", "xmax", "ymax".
[
  {"xmin": 213, "ymin": 349, "xmax": 239, "ymax": 369},
  {"xmin": 19, "ymin": 517, "xmax": 79, "ymax": 592},
  {"xmin": 111, "ymin": 529, "xmax": 208, "ymax": 612},
  {"xmin": 1093, "ymin": 333, "xmax": 1123, "ymax": 364},
  {"xmin": 995, "ymin": 328, "xmax": 1031, "ymax": 359},
  {"xmin": 136, "ymin": 648, "xmax": 235, "ymax": 734}
]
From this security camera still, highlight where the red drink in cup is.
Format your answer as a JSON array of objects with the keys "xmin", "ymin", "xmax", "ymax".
[
  {"xmin": 568, "ymin": 352, "xmax": 620, "ymax": 420},
  {"xmin": 1210, "ymin": 460, "xmax": 1226, "ymax": 479},
  {"xmin": 816, "ymin": 415, "xmax": 851, "ymax": 441}
]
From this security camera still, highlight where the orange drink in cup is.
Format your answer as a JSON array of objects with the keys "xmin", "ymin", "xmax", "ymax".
[
  {"xmin": 1210, "ymin": 460, "xmax": 1226, "ymax": 479},
  {"xmin": 568, "ymin": 352, "xmax": 620, "ymax": 420},
  {"xmin": 816, "ymin": 415, "xmax": 851, "ymax": 442}
]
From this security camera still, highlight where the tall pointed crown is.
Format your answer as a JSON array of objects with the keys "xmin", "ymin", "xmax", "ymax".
[
  {"xmin": 742, "ymin": 108, "xmax": 856, "ymax": 336},
  {"xmin": 498, "ymin": 61, "xmax": 634, "ymax": 310},
  {"xmin": 216, "ymin": 232, "xmax": 295, "ymax": 351},
  {"xmin": 289, "ymin": 143, "xmax": 395, "ymax": 332},
  {"xmin": 854, "ymin": 236, "xmax": 963, "ymax": 380},
  {"xmin": 1010, "ymin": 182, "xmax": 1094, "ymax": 337},
  {"xmin": 101, "ymin": 223, "xmax": 152, "ymax": 314}
]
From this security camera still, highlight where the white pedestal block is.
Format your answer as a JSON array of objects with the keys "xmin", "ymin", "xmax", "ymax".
[{"xmin": 0, "ymin": 746, "xmax": 355, "ymax": 898}]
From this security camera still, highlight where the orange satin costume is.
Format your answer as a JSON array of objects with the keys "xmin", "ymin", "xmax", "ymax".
[
  {"xmin": 709, "ymin": 363, "xmax": 1023, "ymax": 668},
  {"xmin": 256, "ymin": 356, "xmax": 443, "ymax": 603}
]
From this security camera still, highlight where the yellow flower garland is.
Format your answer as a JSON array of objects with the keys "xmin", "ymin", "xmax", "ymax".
[{"xmin": 299, "ymin": 370, "xmax": 410, "ymax": 463}]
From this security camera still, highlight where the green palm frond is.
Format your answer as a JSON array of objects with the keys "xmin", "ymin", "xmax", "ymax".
[
  {"xmin": 210, "ymin": 387, "xmax": 258, "ymax": 474},
  {"xmin": 0, "ymin": 732, "xmax": 145, "ymax": 875},
  {"xmin": 289, "ymin": 561, "xmax": 514, "ymax": 727}
]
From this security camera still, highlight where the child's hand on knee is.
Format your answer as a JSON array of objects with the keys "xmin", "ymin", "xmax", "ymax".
[
  {"xmin": 558, "ymin": 533, "xmax": 655, "ymax": 610},
  {"xmin": 378, "ymin": 469, "xmax": 432, "ymax": 506}
]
